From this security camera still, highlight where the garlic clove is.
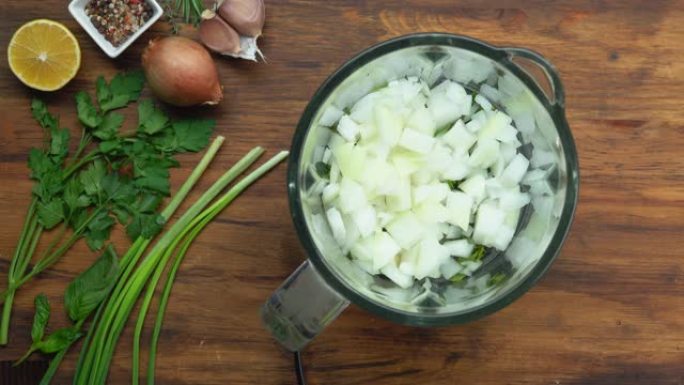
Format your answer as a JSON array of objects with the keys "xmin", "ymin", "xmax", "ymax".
[
  {"xmin": 217, "ymin": 0, "xmax": 265, "ymax": 38},
  {"xmin": 199, "ymin": 9, "xmax": 241, "ymax": 56}
]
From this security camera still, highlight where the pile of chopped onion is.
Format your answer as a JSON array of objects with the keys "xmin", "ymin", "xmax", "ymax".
[{"xmin": 316, "ymin": 77, "xmax": 533, "ymax": 289}]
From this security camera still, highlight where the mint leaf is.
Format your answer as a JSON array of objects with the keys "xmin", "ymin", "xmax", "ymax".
[
  {"xmin": 172, "ymin": 119, "xmax": 215, "ymax": 152},
  {"xmin": 75, "ymin": 92, "xmax": 102, "ymax": 128},
  {"xmin": 36, "ymin": 200, "xmax": 65, "ymax": 229},
  {"xmin": 138, "ymin": 100, "xmax": 169, "ymax": 135},
  {"xmin": 35, "ymin": 327, "xmax": 81, "ymax": 354},
  {"xmin": 31, "ymin": 294, "xmax": 50, "ymax": 343},
  {"xmin": 93, "ymin": 112, "xmax": 124, "ymax": 140},
  {"xmin": 64, "ymin": 245, "xmax": 119, "ymax": 322}
]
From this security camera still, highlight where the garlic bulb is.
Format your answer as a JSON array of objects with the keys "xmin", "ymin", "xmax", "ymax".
[
  {"xmin": 199, "ymin": 10, "xmax": 241, "ymax": 55},
  {"xmin": 217, "ymin": 0, "xmax": 265, "ymax": 37},
  {"xmin": 198, "ymin": 0, "xmax": 265, "ymax": 61}
]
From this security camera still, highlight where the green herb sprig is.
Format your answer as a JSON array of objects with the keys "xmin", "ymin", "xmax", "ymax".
[{"xmin": 0, "ymin": 71, "xmax": 215, "ymax": 345}]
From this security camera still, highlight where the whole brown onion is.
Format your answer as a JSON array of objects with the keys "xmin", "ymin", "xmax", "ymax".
[{"xmin": 142, "ymin": 37, "xmax": 223, "ymax": 107}]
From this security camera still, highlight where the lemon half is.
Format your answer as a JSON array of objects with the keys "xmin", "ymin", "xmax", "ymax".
[{"xmin": 8, "ymin": 19, "xmax": 81, "ymax": 91}]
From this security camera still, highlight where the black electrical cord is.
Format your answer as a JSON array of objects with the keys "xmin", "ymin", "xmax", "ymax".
[{"xmin": 294, "ymin": 351, "xmax": 307, "ymax": 385}]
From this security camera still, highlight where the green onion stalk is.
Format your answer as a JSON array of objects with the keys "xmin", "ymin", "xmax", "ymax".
[
  {"xmin": 74, "ymin": 147, "xmax": 288, "ymax": 385},
  {"xmin": 36, "ymin": 136, "xmax": 226, "ymax": 385}
]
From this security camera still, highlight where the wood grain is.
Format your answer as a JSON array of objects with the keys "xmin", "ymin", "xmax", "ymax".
[{"xmin": 1, "ymin": 0, "xmax": 684, "ymax": 384}]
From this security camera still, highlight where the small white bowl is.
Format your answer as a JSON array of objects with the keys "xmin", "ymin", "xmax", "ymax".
[{"xmin": 68, "ymin": 0, "xmax": 163, "ymax": 58}]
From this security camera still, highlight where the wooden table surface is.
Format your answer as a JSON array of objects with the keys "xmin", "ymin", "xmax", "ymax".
[{"xmin": 2, "ymin": 0, "xmax": 684, "ymax": 384}]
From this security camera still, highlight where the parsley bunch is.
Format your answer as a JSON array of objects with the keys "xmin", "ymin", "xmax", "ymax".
[{"xmin": 0, "ymin": 72, "xmax": 215, "ymax": 345}]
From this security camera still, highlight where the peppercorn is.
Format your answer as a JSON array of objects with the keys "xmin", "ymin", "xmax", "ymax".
[{"xmin": 85, "ymin": 0, "xmax": 153, "ymax": 47}]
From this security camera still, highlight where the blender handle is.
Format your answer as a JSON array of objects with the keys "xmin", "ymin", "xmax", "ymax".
[
  {"xmin": 261, "ymin": 260, "xmax": 349, "ymax": 352},
  {"xmin": 502, "ymin": 47, "xmax": 566, "ymax": 108}
]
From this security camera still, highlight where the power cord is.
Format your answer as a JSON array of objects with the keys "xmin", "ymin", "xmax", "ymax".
[{"xmin": 294, "ymin": 351, "xmax": 307, "ymax": 385}]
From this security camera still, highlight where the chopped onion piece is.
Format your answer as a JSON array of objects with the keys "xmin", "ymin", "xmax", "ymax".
[
  {"xmin": 442, "ymin": 120, "xmax": 476, "ymax": 153},
  {"xmin": 352, "ymin": 205, "xmax": 377, "ymax": 238},
  {"xmin": 386, "ymin": 212, "xmax": 424, "ymax": 249},
  {"xmin": 325, "ymin": 207, "xmax": 346, "ymax": 245},
  {"xmin": 501, "ymin": 154, "xmax": 530, "ymax": 187},
  {"xmin": 338, "ymin": 179, "xmax": 367, "ymax": 213},
  {"xmin": 398, "ymin": 128, "xmax": 435, "ymax": 154},
  {"xmin": 319, "ymin": 105, "xmax": 344, "ymax": 127},
  {"xmin": 337, "ymin": 115, "xmax": 361, "ymax": 142},
  {"xmin": 459, "ymin": 173, "xmax": 486, "ymax": 204},
  {"xmin": 381, "ymin": 262, "xmax": 414, "ymax": 289},
  {"xmin": 469, "ymin": 139, "xmax": 500, "ymax": 168},
  {"xmin": 371, "ymin": 232, "xmax": 402, "ymax": 270},
  {"xmin": 472, "ymin": 200, "xmax": 505, "ymax": 247},
  {"xmin": 444, "ymin": 239, "xmax": 474, "ymax": 258},
  {"xmin": 446, "ymin": 191, "xmax": 473, "ymax": 231}
]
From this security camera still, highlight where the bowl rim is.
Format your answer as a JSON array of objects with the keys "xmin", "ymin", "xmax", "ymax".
[
  {"xmin": 287, "ymin": 32, "xmax": 580, "ymax": 327},
  {"xmin": 68, "ymin": 0, "xmax": 163, "ymax": 58}
]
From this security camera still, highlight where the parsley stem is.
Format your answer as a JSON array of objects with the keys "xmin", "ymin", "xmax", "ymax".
[
  {"xmin": 63, "ymin": 149, "xmax": 101, "ymax": 180},
  {"xmin": 67, "ymin": 129, "xmax": 92, "ymax": 169},
  {"xmin": 0, "ymin": 199, "xmax": 40, "ymax": 345},
  {"xmin": 2, "ymin": 208, "xmax": 104, "ymax": 297}
]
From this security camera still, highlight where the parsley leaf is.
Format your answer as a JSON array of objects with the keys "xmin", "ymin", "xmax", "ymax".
[
  {"xmin": 172, "ymin": 119, "xmax": 215, "ymax": 152},
  {"xmin": 80, "ymin": 161, "xmax": 107, "ymax": 197},
  {"xmin": 75, "ymin": 92, "xmax": 102, "ymax": 129},
  {"xmin": 98, "ymin": 71, "xmax": 145, "ymax": 112},
  {"xmin": 449, "ymin": 273, "xmax": 467, "ymax": 283},
  {"xmin": 134, "ymin": 163, "xmax": 170, "ymax": 195},
  {"xmin": 446, "ymin": 180, "xmax": 462, "ymax": 190},
  {"xmin": 126, "ymin": 212, "xmax": 165, "ymax": 239},
  {"xmin": 138, "ymin": 100, "xmax": 169, "ymax": 135},
  {"xmin": 31, "ymin": 99, "xmax": 59, "ymax": 130},
  {"xmin": 49, "ymin": 127, "xmax": 71, "ymax": 159},
  {"xmin": 315, "ymin": 162, "xmax": 331, "ymax": 179},
  {"xmin": 93, "ymin": 112, "xmax": 124, "ymax": 140},
  {"xmin": 63, "ymin": 178, "xmax": 90, "ymax": 216},
  {"xmin": 468, "ymin": 244, "xmax": 487, "ymax": 262},
  {"xmin": 84, "ymin": 211, "xmax": 115, "ymax": 250},
  {"xmin": 28, "ymin": 149, "xmax": 52, "ymax": 179},
  {"xmin": 488, "ymin": 272, "xmax": 508, "ymax": 287},
  {"xmin": 36, "ymin": 200, "xmax": 65, "ymax": 229}
]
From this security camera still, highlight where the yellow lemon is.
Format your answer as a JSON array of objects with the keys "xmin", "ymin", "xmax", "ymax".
[{"xmin": 8, "ymin": 19, "xmax": 81, "ymax": 91}]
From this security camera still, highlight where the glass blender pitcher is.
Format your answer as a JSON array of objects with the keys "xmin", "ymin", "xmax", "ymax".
[{"xmin": 262, "ymin": 33, "xmax": 579, "ymax": 352}]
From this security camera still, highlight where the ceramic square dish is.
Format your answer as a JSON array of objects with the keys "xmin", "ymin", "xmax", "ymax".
[{"xmin": 68, "ymin": 0, "xmax": 163, "ymax": 58}]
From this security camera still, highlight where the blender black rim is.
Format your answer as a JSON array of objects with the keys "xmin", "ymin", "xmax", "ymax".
[{"xmin": 287, "ymin": 33, "xmax": 579, "ymax": 327}]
